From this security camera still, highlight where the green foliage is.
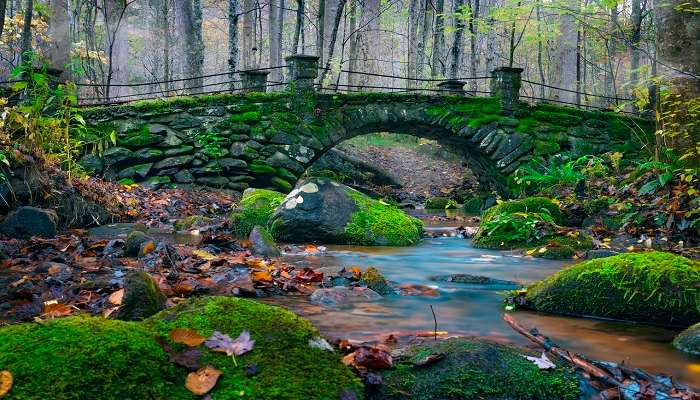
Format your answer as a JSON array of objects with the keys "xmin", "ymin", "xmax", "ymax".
[
  {"xmin": 0, "ymin": 316, "xmax": 183, "ymax": 399},
  {"xmin": 195, "ymin": 131, "xmax": 226, "ymax": 159},
  {"xmin": 145, "ymin": 296, "xmax": 363, "ymax": 400},
  {"xmin": 513, "ymin": 155, "xmax": 607, "ymax": 194},
  {"xmin": 344, "ymin": 190, "xmax": 423, "ymax": 246},
  {"xmin": 424, "ymin": 197, "xmax": 457, "ymax": 209},
  {"xmin": 371, "ymin": 337, "xmax": 579, "ymax": 400},
  {"xmin": 230, "ymin": 189, "xmax": 285, "ymax": 238},
  {"xmin": 526, "ymin": 251, "xmax": 700, "ymax": 326}
]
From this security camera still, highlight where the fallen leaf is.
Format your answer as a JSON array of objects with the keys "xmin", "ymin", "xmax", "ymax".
[
  {"xmin": 0, "ymin": 370, "xmax": 12, "ymax": 397},
  {"xmin": 251, "ymin": 271, "xmax": 272, "ymax": 283},
  {"xmin": 193, "ymin": 249, "xmax": 216, "ymax": 260},
  {"xmin": 170, "ymin": 328, "xmax": 206, "ymax": 347},
  {"xmin": 413, "ymin": 353, "xmax": 445, "ymax": 367},
  {"xmin": 43, "ymin": 303, "xmax": 73, "ymax": 318},
  {"xmin": 170, "ymin": 348, "xmax": 203, "ymax": 371},
  {"xmin": 108, "ymin": 289, "xmax": 124, "ymax": 305},
  {"xmin": 523, "ymin": 352, "xmax": 556, "ymax": 370},
  {"xmin": 185, "ymin": 365, "xmax": 221, "ymax": 395},
  {"xmin": 688, "ymin": 364, "xmax": 700, "ymax": 374},
  {"xmin": 205, "ymin": 330, "xmax": 255, "ymax": 357},
  {"xmin": 353, "ymin": 346, "xmax": 393, "ymax": 369}
]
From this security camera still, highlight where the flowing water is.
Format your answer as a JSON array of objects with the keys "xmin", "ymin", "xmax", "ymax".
[
  {"xmin": 267, "ymin": 224, "xmax": 700, "ymax": 388},
  {"xmin": 90, "ymin": 218, "xmax": 700, "ymax": 387}
]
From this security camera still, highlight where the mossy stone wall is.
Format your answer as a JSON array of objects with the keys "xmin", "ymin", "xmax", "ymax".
[{"xmin": 81, "ymin": 92, "xmax": 653, "ymax": 193}]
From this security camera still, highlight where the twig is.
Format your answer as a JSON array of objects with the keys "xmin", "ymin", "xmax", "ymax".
[{"xmin": 429, "ymin": 304, "xmax": 437, "ymax": 341}]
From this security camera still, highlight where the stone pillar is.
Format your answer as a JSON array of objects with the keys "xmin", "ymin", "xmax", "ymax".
[
  {"xmin": 437, "ymin": 80, "xmax": 466, "ymax": 95},
  {"xmin": 241, "ymin": 70, "xmax": 270, "ymax": 93},
  {"xmin": 490, "ymin": 67, "xmax": 523, "ymax": 114},
  {"xmin": 285, "ymin": 54, "xmax": 319, "ymax": 93}
]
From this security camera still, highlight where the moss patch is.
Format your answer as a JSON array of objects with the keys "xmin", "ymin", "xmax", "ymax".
[
  {"xmin": 144, "ymin": 296, "xmax": 363, "ymax": 399},
  {"xmin": 472, "ymin": 197, "xmax": 592, "ymax": 252},
  {"xmin": 424, "ymin": 197, "xmax": 457, "ymax": 210},
  {"xmin": 344, "ymin": 190, "xmax": 423, "ymax": 246},
  {"xmin": 369, "ymin": 337, "xmax": 579, "ymax": 400},
  {"xmin": 230, "ymin": 189, "xmax": 285, "ymax": 238},
  {"xmin": 526, "ymin": 251, "xmax": 700, "ymax": 326},
  {"xmin": 0, "ymin": 316, "xmax": 185, "ymax": 399}
]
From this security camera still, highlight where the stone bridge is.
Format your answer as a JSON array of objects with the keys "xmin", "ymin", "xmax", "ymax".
[{"xmin": 81, "ymin": 56, "xmax": 653, "ymax": 193}]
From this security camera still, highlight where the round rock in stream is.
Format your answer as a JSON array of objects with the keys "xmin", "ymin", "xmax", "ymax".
[{"xmin": 310, "ymin": 286, "xmax": 382, "ymax": 306}]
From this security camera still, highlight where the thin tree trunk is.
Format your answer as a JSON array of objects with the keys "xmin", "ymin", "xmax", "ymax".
[
  {"xmin": 191, "ymin": 0, "xmax": 203, "ymax": 91},
  {"xmin": 317, "ymin": 0, "xmax": 325, "ymax": 64},
  {"xmin": 0, "ymin": 0, "xmax": 6, "ymax": 41},
  {"xmin": 20, "ymin": 0, "xmax": 32, "ymax": 63},
  {"xmin": 346, "ymin": 0, "xmax": 358, "ymax": 88},
  {"xmin": 318, "ymin": 0, "xmax": 346, "ymax": 84},
  {"xmin": 629, "ymin": 0, "xmax": 642, "ymax": 88},
  {"xmin": 268, "ymin": 0, "xmax": 283, "ymax": 83},
  {"xmin": 229, "ymin": 0, "xmax": 239, "ymax": 89},
  {"xmin": 162, "ymin": 0, "xmax": 171, "ymax": 91},
  {"xmin": 292, "ymin": 0, "xmax": 304, "ymax": 53},
  {"xmin": 430, "ymin": 0, "xmax": 444, "ymax": 77},
  {"xmin": 242, "ymin": 0, "xmax": 253, "ymax": 67},
  {"xmin": 449, "ymin": 0, "xmax": 465, "ymax": 79},
  {"xmin": 48, "ymin": 0, "xmax": 71, "ymax": 78},
  {"xmin": 535, "ymin": 0, "xmax": 545, "ymax": 97},
  {"xmin": 468, "ymin": 0, "xmax": 479, "ymax": 90}
]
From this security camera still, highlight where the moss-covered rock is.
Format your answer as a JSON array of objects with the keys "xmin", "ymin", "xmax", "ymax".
[
  {"xmin": 117, "ymin": 270, "xmax": 167, "ymax": 321},
  {"xmin": 526, "ymin": 251, "xmax": 700, "ymax": 326},
  {"xmin": 0, "ymin": 316, "xmax": 185, "ymax": 399},
  {"xmin": 360, "ymin": 267, "xmax": 394, "ymax": 295},
  {"xmin": 424, "ymin": 197, "xmax": 457, "ymax": 210},
  {"xmin": 230, "ymin": 188, "xmax": 285, "ymax": 238},
  {"xmin": 472, "ymin": 197, "xmax": 592, "ymax": 252},
  {"xmin": 270, "ymin": 178, "xmax": 422, "ymax": 246},
  {"xmin": 673, "ymin": 323, "xmax": 700, "ymax": 355},
  {"xmin": 144, "ymin": 296, "xmax": 363, "ymax": 399},
  {"xmin": 174, "ymin": 215, "xmax": 213, "ymax": 231},
  {"xmin": 368, "ymin": 337, "xmax": 579, "ymax": 400}
]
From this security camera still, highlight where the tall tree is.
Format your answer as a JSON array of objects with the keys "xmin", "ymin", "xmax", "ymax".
[
  {"xmin": 19, "ymin": 0, "xmax": 32, "ymax": 63},
  {"xmin": 268, "ymin": 0, "xmax": 283, "ymax": 82},
  {"xmin": 654, "ymin": 0, "xmax": 699, "ymax": 96},
  {"xmin": 550, "ymin": 5, "xmax": 578, "ymax": 103},
  {"xmin": 449, "ymin": 0, "xmax": 465, "ymax": 79},
  {"xmin": 430, "ymin": 0, "xmax": 445, "ymax": 77},
  {"xmin": 229, "ymin": 0, "xmax": 239, "ymax": 89},
  {"xmin": 175, "ymin": 0, "xmax": 204, "ymax": 93},
  {"xmin": 47, "ymin": 0, "xmax": 71, "ymax": 78}
]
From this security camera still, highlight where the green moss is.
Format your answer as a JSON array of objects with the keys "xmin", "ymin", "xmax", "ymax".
[
  {"xmin": 370, "ymin": 337, "xmax": 579, "ymax": 400},
  {"xmin": 424, "ymin": 197, "xmax": 457, "ymax": 209},
  {"xmin": 271, "ymin": 177, "xmax": 293, "ymax": 192},
  {"xmin": 228, "ymin": 111, "xmax": 262, "ymax": 125},
  {"xmin": 249, "ymin": 161, "xmax": 277, "ymax": 175},
  {"xmin": 230, "ymin": 189, "xmax": 285, "ymax": 238},
  {"xmin": 118, "ymin": 178, "xmax": 136, "ymax": 185},
  {"xmin": 473, "ymin": 197, "xmax": 593, "ymax": 251},
  {"xmin": 174, "ymin": 215, "xmax": 213, "ymax": 231},
  {"xmin": 526, "ymin": 251, "xmax": 700, "ymax": 326},
  {"xmin": 144, "ymin": 296, "xmax": 363, "ymax": 400},
  {"xmin": 532, "ymin": 111, "xmax": 582, "ymax": 127},
  {"xmin": 462, "ymin": 197, "xmax": 483, "ymax": 214},
  {"xmin": 361, "ymin": 267, "xmax": 394, "ymax": 295},
  {"xmin": 0, "ymin": 316, "xmax": 185, "ymax": 399},
  {"xmin": 344, "ymin": 190, "xmax": 423, "ymax": 246},
  {"xmin": 533, "ymin": 140, "xmax": 561, "ymax": 155}
]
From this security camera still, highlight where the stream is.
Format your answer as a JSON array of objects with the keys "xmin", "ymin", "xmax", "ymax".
[
  {"xmin": 268, "ymin": 222, "xmax": 700, "ymax": 388},
  {"xmin": 90, "ymin": 216, "xmax": 700, "ymax": 388}
]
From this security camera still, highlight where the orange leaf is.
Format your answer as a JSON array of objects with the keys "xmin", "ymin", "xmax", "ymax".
[
  {"xmin": 0, "ymin": 370, "xmax": 12, "ymax": 397},
  {"xmin": 185, "ymin": 365, "xmax": 221, "ymax": 395},
  {"xmin": 251, "ymin": 271, "xmax": 272, "ymax": 283},
  {"xmin": 43, "ymin": 303, "xmax": 73, "ymax": 318},
  {"xmin": 108, "ymin": 289, "xmax": 124, "ymax": 305},
  {"xmin": 140, "ymin": 241, "xmax": 156, "ymax": 255},
  {"xmin": 348, "ymin": 267, "xmax": 362, "ymax": 279},
  {"xmin": 170, "ymin": 328, "xmax": 206, "ymax": 347}
]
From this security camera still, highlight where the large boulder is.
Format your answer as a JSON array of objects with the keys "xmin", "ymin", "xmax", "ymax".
[
  {"xmin": 270, "ymin": 178, "xmax": 422, "ymax": 246},
  {"xmin": 144, "ymin": 296, "xmax": 363, "ymax": 399},
  {"xmin": 673, "ymin": 323, "xmax": 700, "ymax": 355},
  {"xmin": 229, "ymin": 188, "xmax": 286, "ymax": 238},
  {"xmin": 0, "ymin": 206, "xmax": 57, "ymax": 239},
  {"xmin": 525, "ymin": 251, "xmax": 700, "ymax": 326},
  {"xmin": 368, "ymin": 337, "xmax": 579, "ymax": 400}
]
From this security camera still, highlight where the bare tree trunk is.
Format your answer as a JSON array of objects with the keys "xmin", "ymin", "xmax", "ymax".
[
  {"xmin": 535, "ymin": 0, "xmax": 545, "ymax": 97},
  {"xmin": 419, "ymin": 0, "xmax": 432, "ymax": 79},
  {"xmin": 162, "ymin": 0, "xmax": 172, "ymax": 91},
  {"xmin": 268, "ymin": 0, "xmax": 283, "ymax": 82},
  {"xmin": 468, "ymin": 0, "xmax": 479, "ymax": 90},
  {"xmin": 318, "ymin": 0, "xmax": 346, "ymax": 84},
  {"xmin": 229, "ymin": 0, "xmax": 239, "ymax": 89},
  {"xmin": 356, "ymin": 0, "xmax": 379, "ymax": 88},
  {"xmin": 655, "ymin": 0, "xmax": 700, "ymax": 96},
  {"xmin": 174, "ymin": 0, "xmax": 203, "ymax": 93},
  {"xmin": 0, "ymin": 0, "xmax": 6, "ymax": 41},
  {"xmin": 346, "ymin": 0, "xmax": 358, "ymax": 88},
  {"xmin": 103, "ymin": 0, "xmax": 130, "ymax": 99},
  {"xmin": 317, "ymin": 0, "xmax": 325, "ymax": 64},
  {"xmin": 550, "ymin": 4, "xmax": 577, "ymax": 103},
  {"xmin": 629, "ymin": 0, "xmax": 642, "ymax": 88},
  {"xmin": 449, "ymin": 0, "xmax": 465, "ymax": 79},
  {"xmin": 292, "ymin": 0, "xmax": 304, "ymax": 53},
  {"xmin": 48, "ymin": 0, "xmax": 71, "ymax": 79},
  {"xmin": 604, "ymin": 4, "xmax": 618, "ymax": 105},
  {"xmin": 482, "ymin": 0, "xmax": 495, "ymax": 73},
  {"xmin": 430, "ymin": 0, "xmax": 445, "ymax": 77},
  {"xmin": 242, "ymin": 0, "xmax": 254, "ymax": 67},
  {"xmin": 20, "ymin": 0, "xmax": 32, "ymax": 63},
  {"xmin": 407, "ymin": 0, "xmax": 425, "ymax": 86}
]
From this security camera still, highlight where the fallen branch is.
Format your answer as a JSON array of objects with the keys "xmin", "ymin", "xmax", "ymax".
[{"xmin": 503, "ymin": 313, "xmax": 700, "ymax": 400}]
